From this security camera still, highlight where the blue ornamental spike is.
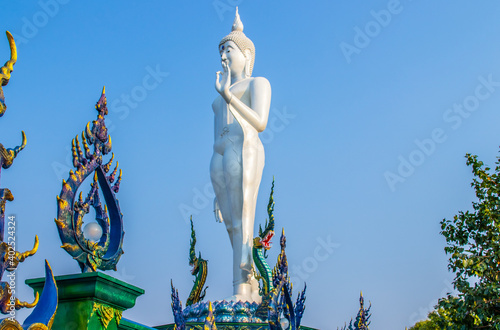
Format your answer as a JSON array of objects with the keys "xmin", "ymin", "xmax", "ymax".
[{"xmin": 22, "ymin": 260, "xmax": 58, "ymax": 328}]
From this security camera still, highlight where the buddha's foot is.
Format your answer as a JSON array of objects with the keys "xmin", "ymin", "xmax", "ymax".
[
  {"xmin": 239, "ymin": 254, "xmax": 253, "ymax": 274},
  {"xmin": 250, "ymin": 277, "xmax": 262, "ymax": 303},
  {"xmin": 225, "ymin": 294, "xmax": 250, "ymax": 302},
  {"xmin": 240, "ymin": 262, "xmax": 252, "ymax": 274},
  {"xmin": 230, "ymin": 282, "xmax": 258, "ymax": 303},
  {"xmin": 240, "ymin": 245, "xmax": 252, "ymax": 273}
]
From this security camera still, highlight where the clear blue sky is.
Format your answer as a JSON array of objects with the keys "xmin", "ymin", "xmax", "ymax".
[{"xmin": 2, "ymin": 1, "xmax": 500, "ymax": 329}]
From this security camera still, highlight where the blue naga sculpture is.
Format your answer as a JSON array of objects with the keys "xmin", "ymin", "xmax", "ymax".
[
  {"xmin": 253, "ymin": 179, "xmax": 276, "ymax": 298},
  {"xmin": 186, "ymin": 217, "xmax": 208, "ymax": 307},
  {"xmin": 55, "ymin": 87, "xmax": 124, "ymax": 272}
]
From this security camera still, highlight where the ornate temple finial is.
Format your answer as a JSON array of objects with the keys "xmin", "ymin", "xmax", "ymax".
[
  {"xmin": 354, "ymin": 291, "xmax": 371, "ymax": 330},
  {"xmin": 280, "ymin": 228, "xmax": 286, "ymax": 250},
  {"xmin": 55, "ymin": 88, "xmax": 124, "ymax": 273},
  {"xmin": 96, "ymin": 86, "xmax": 108, "ymax": 116},
  {"xmin": 232, "ymin": 7, "xmax": 243, "ymax": 32},
  {"xmin": 0, "ymin": 31, "xmax": 17, "ymax": 117},
  {"xmin": 170, "ymin": 280, "xmax": 185, "ymax": 330}
]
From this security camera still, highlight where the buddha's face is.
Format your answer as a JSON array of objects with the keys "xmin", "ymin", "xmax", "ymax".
[{"xmin": 219, "ymin": 40, "xmax": 247, "ymax": 76}]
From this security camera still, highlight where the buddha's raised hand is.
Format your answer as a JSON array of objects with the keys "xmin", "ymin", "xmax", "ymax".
[{"xmin": 215, "ymin": 60, "xmax": 231, "ymax": 102}]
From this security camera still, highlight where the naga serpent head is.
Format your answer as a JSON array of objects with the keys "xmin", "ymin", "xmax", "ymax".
[
  {"xmin": 189, "ymin": 252, "xmax": 201, "ymax": 275},
  {"xmin": 0, "ymin": 31, "xmax": 17, "ymax": 117},
  {"xmin": 254, "ymin": 230, "xmax": 274, "ymax": 250}
]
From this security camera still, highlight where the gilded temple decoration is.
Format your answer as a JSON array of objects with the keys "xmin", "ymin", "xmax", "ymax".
[
  {"xmin": 90, "ymin": 302, "xmax": 123, "ymax": 329},
  {"xmin": 55, "ymin": 87, "xmax": 124, "ymax": 272},
  {"xmin": 0, "ymin": 32, "xmax": 58, "ymax": 329},
  {"xmin": 0, "ymin": 31, "xmax": 39, "ymax": 316},
  {"xmin": 0, "ymin": 31, "xmax": 16, "ymax": 117}
]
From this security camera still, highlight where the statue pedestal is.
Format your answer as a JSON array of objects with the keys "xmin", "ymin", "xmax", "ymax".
[
  {"xmin": 156, "ymin": 300, "xmax": 319, "ymax": 330},
  {"xmin": 155, "ymin": 322, "xmax": 272, "ymax": 330},
  {"xmin": 26, "ymin": 272, "xmax": 145, "ymax": 330},
  {"xmin": 155, "ymin": 322, "xmax": 319, "ymax": 330}
]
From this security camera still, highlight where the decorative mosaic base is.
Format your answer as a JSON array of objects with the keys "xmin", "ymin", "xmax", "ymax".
[
  {"xmin": 183, "ymin": 300, "xmax": 266, "ymax": 323},
  {"xmin": 155, "ymin": 323, "xmax": 318, "ymax": 330},
  {"xmin": 156, "ymin": 300, "xmax": 318, "ymax": 330},
  {"xmin": 156, "ymin": 323, "xmax": 272, "ymax": 330}
]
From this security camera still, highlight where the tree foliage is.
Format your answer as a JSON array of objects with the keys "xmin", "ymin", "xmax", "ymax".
[
  {"xmin": 408, "ymin": 312, "xmax": 440, "ymax": 330},
  {"xmin": 435, "ymin": 152, "xmax": 500, "ymax": 329}
]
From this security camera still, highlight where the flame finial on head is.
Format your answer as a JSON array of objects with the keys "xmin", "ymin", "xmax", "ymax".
[{"xmin": 232, "ymin": 7, "xmax": 244, "ymax": 32}]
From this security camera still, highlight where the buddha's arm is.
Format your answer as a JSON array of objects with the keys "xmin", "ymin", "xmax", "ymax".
[
  {"xmin": 225, "ymin": 77, "xmax": 271, "ymax": 132},
  {"xmin": 212, "ymin": 99, "xmax": 220, "ymax": 140}
]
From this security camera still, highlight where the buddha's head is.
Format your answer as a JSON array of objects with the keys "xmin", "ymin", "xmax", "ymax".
[{"xmin": 219, "ymin": 8, "xmax": 255, "ymax": 78}]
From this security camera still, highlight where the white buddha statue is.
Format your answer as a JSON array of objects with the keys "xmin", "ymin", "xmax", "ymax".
[{"xmin": 210, "ymin": 8, "xmax": 271, "ymax": 302}]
